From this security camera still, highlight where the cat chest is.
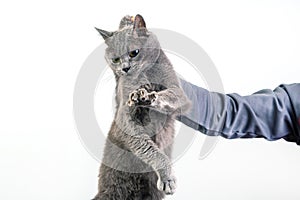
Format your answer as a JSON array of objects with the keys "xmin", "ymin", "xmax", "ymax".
[{"xmin": 129, "ymin": 106, "xmax": 171, "ymax": 129}]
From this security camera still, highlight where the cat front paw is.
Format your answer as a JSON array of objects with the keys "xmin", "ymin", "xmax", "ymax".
[
  {"xmin": 127, "ymin": 88, "xmax": 157, "ymax": 107},
  {"xmin": 157, "ymin": 176, "xmax": 176, "ymax": 195}
]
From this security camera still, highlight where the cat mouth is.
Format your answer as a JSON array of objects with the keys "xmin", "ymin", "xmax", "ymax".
[{"xmin": 122, "ymin": 67, "xmax": 131, "ymax": 73}]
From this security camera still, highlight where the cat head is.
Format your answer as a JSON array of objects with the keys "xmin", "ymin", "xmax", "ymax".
[{"xmin": 95, "ymin": 14, "xmax": 161, "ymax": 77}]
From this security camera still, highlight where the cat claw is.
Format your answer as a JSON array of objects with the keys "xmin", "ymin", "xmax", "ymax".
[
  {"xmin": 127, "ymin": 90, "xmax": 139, "ymax": 106},
  {"xmin": 157, "ymin": 176, "xmax": 176, "ymax": 195}
]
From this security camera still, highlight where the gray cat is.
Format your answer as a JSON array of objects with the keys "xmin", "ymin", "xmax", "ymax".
[{"xmin": 93, "ymin": 14, "xmax": 190, "ymax": 200}]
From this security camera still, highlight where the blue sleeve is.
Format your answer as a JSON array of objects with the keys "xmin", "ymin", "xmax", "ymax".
[{"xmin": 178, "ymin": 79, "xmax": 300, "ymax": 144}]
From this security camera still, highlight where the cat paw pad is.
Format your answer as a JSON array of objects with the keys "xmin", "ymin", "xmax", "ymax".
[
  {"xmin": 127, "ymin": 90, "xmax": 139, "ymax": 106},
  {"xmin": 127, "ymin": 88, "xmax": 157, "ymax": 106}
]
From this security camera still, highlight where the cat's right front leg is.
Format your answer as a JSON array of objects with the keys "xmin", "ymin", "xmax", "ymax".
[{"xmin": 125, "ymin": 134, "xmax": 176, "ymax": 195}]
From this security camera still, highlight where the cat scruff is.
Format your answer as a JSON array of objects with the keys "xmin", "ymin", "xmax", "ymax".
[{"xmin": 93, "ymin": 14, "xmax": 190, "ymax": 200}]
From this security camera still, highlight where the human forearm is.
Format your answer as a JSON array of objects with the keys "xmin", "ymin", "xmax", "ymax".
[{"xmin": 178, "ymin": 79, "xmax": 298, "ymax": 143}]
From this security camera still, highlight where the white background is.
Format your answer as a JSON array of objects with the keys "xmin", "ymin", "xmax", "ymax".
[{"xmin": 1, "ymin": 0, "xmax": 300, "ymax": 199}]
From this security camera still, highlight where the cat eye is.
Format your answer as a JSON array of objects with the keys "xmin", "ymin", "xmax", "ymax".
[
  {"xmin": 111, "ymin": 57, "xmax": 120, "ymax": 64},
  {"xmin": 128, "ymin": 49, "xmax": 139, "ymax": 58}
]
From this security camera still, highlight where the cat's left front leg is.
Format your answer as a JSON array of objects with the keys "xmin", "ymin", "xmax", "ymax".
[
  {"xmin": 128, "ymin": 87, "xmax": 190, "ymax": 114},
  {"xmin": 152, "ymin": 87, "xmax": 191, "ymax": 114}
]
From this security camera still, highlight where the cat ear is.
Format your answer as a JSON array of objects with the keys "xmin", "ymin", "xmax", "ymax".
[
  {"xmin": 119, "ymin": 15, "xmax": 134, "ymax": 29},
  {"xmin": 95, "ymin": 27, "xmax": 113, "ymax": 40},
  {"xmin": 133, "ymin": 14, "xmax": 146, "ymax": 30}
]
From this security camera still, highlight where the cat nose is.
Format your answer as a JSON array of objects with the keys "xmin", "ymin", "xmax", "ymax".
[
  {"xmin": 121, "ymin": 62, "xmax": 131, "ymax": 73},
  {"xmin": 122, "ymin": 67, "xmax": 131, "ymax": 73}
]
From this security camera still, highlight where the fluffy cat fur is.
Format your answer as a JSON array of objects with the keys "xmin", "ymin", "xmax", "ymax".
[{"xmin": 93, "ymin": 14, "xmax": 190, "ymax": 200}]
